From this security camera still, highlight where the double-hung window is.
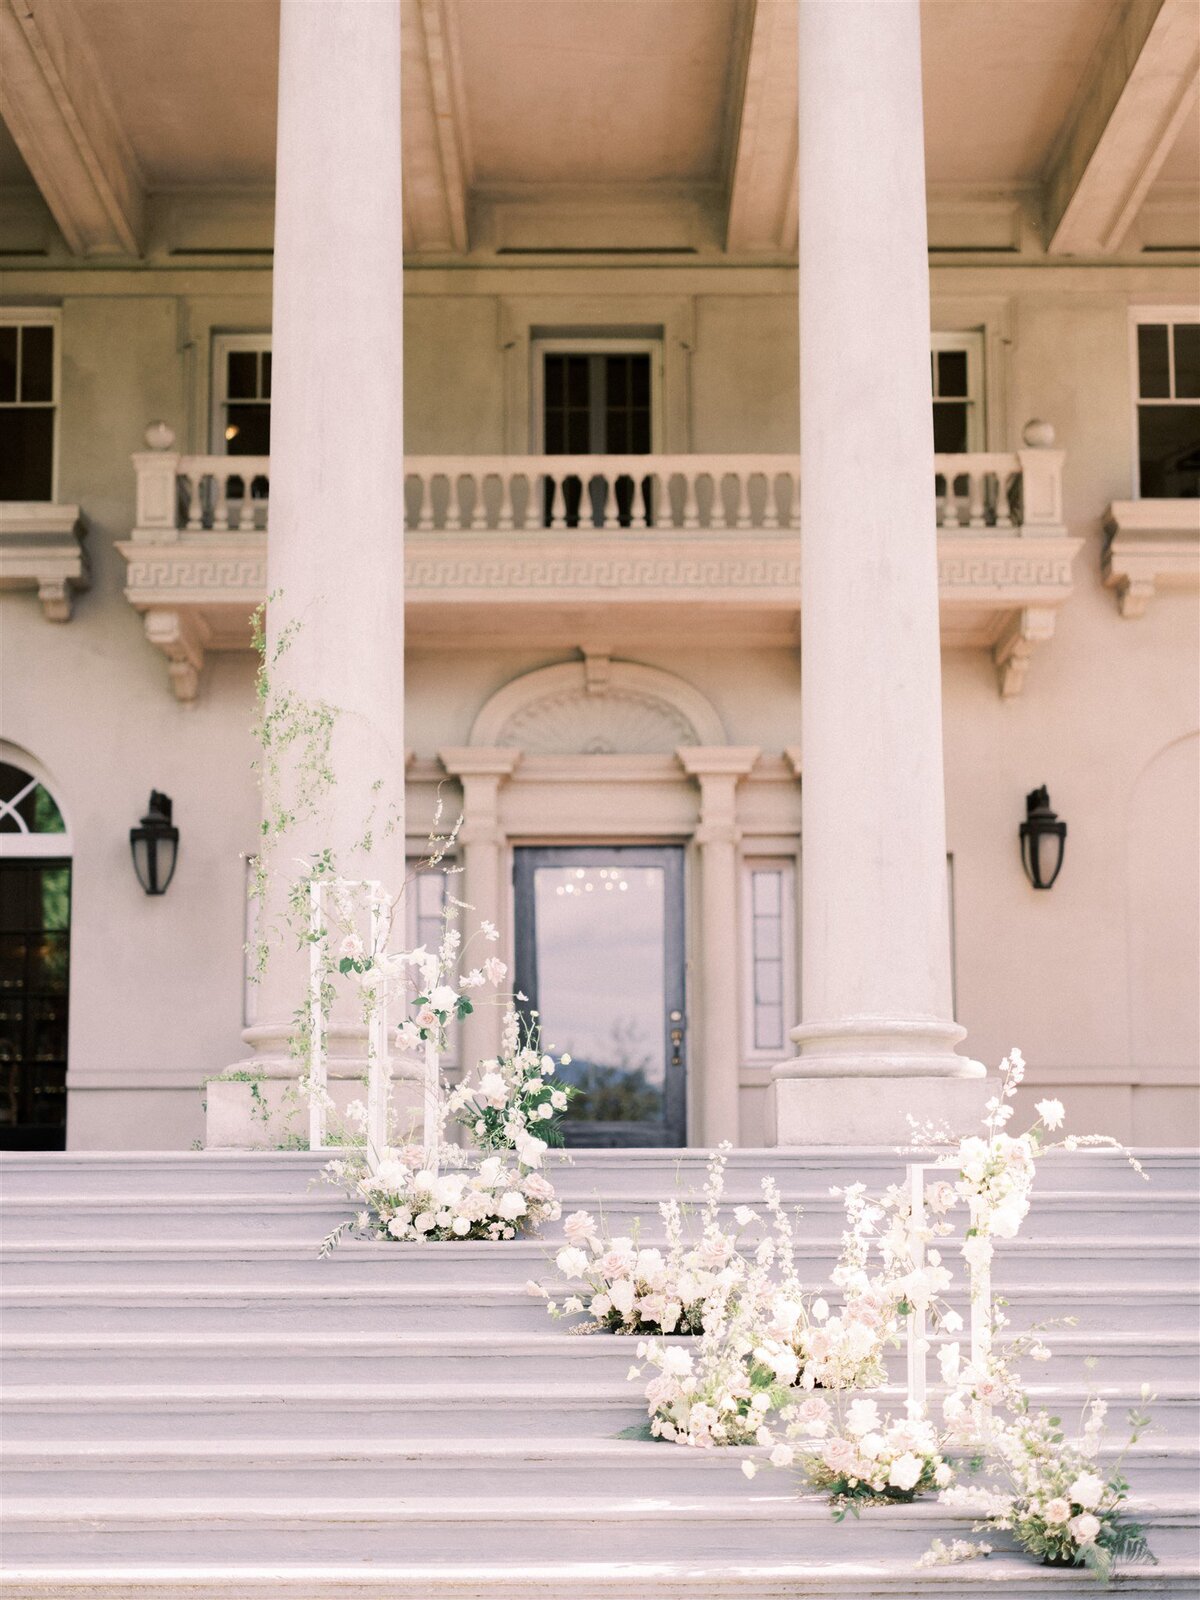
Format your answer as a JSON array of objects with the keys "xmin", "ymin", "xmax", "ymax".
[
  {"xmin": 1133, "ymin": 313, "xmax": 1200, "ymax": 498},
  {"xmin": 930, "ymin": 331, "xmax": 985, "ymax": 453},
  {"xmin": 0, "ymin": 312, "xmax": 59, "ymax": 502},
  {"xmin": 211, "ymin": 334, "xmax": 272, "ymax": 458}
]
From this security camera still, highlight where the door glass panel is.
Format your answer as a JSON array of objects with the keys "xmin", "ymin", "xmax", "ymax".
[
  {"xmin": 0, "ymin": 859, "xmax": 70, "ymax": 1150},
  {"xmin": 534, "ymin": 863, "xmax": 665, "ymax": 1125},
  {"xmin": 515, "ymin": 846, "xmax": 685, "ymax": 1145}
]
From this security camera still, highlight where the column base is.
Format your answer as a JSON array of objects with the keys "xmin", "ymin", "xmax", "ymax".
[
  {"xmin": 771, "ymin": 1016, "xmax": 988, "ymax": 1145},
  {"xmin": 771, "ymin": 1072, "xmax": 989, "ymax": 1147},
  {"xmin": 208, "ymin": 1026, "xmax": 425, "ymax": 1150}
]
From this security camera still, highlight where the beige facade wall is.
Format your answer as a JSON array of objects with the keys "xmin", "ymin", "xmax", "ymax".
[{"xmin": 2, "ymin": 243, "xmax": 1197, "ymax": 1148}]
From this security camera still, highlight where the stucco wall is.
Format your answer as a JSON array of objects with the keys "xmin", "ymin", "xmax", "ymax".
[{"xmin": 2, "ymin": 253, "xmax": 1196, "ymax": 1149}]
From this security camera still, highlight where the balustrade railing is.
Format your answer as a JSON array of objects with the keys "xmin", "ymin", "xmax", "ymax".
[{"xmin": 131, "ymin": 430, "xmax": 1064, "ymax": 540}]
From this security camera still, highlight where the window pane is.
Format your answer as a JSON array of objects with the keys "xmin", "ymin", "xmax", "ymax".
[
  {"xmin": 936, "ymin": 349, "xmax": 968, "ymax": 397},
  {"xmin": 0, "ymin": 410, "xmax": 54, "ymax": 500},
  {"xmin": 567, "ymin": 356, "xmax": 589, "ymax": 407},
  {"xmin": 1137, "ymin": 323, "xmax": 1170, "ymax": 399},
  {"xmin": 605, "ymin": 408, "xmax": 629, "ymax": 453},
  {"xmin": 262, "ymin": 350, "xmax": 272, "ymax": 399},
  {"xmin": 226, "ymin": 350, "xmax": 258, "ymax": 400},
  {"xmin": 0, "ymin": 327, "xmax": 16, "ymax": 403},
  {"xmin": 1175, "ymin": 324, "xmax": 1200, "ymax": 401},
  {"xmin": 630, "ymin": 409, "xmax": 651, "ymax": 454},
  {"xmin": 567, "ymin": 410, "xmax": 589, "ymax": 454},
  {"xmin": 754, "ymin": 1002, "xmax": 783, "ymax": 1052},
  {"xmin": 20, "ymin": 326, "xmax": 53, "ymax": 403},
  {"xmin": 1138, "ymin": 406, "xmax": 1200, "ymax": 498},
  {"xmin": 224, "ymin": 403, "xmax": 270, "ymax": 456},
  {"xmin": 932, "ymin": 402, "xmax": 968, "ymax": 454},
  {"xmin": 751, "ymin": 871, "xmax": 780, "ymax": 914},
  {"xmin": 545, "ymin": 356, "xmax": 563, "ymax": 407}
]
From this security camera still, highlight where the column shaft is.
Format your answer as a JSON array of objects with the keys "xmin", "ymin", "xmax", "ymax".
[
  {"xmin": 250, "ymin": 0, "xmax": 406, "ymax": 1054},
  {"xmin": 775, "ymin": 0, "xmax": 984, "ymax": 1142}
]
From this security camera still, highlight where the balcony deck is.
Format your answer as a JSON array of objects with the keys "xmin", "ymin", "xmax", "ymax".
[{"xmin": 118, "ymin": 446, "xmax": 1080, "ymax": 701}]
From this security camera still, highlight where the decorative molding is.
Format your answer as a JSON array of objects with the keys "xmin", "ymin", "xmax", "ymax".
[
  {"xmin": 116, "ymin": 527, "xmax": 1083, "ymax": 700},
  {"xmin": 471, "ymin": 658, "xmax": 727, "ymax": 754},
  {"xmin": 144, "ymin": 607, "xmax": 208, "ymax": 703},
  {"xmin": 0, "ymin": 503, "xmax": 87, "ymax": 621},
  {"xmin": 992, "ymin": 606, "xmax": 1059, "ymax": 699},
  {"xmin": 1103, "ymin": 500, "xmax": 1200, "ymax": 617},
  {"xmin": 724, "ymin": 0, "xmax": 797, "ymax": 253}
]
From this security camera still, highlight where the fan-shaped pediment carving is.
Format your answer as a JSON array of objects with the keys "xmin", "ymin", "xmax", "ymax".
[
  {"xmin": 497, "ymin": 686, "xmax": 698, "ymax": 754},
  {"xmin": 470, "ymin": 659, "xmax": 726, "ymax": 754}
]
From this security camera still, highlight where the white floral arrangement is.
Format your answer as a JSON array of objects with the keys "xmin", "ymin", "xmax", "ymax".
[
  {"xmin": 448, "ymin": 1008, "xmax": 577, "ymax": 1161},
  {"xmin": 320, "ymin": 1146, "xmax": 560, "ymax": 1251},
  {"xmin": 935, "ymin": 1336, "xmax": 1154, "ymax": 1579},
  {"xmin": 756, "ymin": 1394, "xmax": 951, "ymax": 1517},
  {"xmin": 532, "ymin": 1145, "xmax": 802, "ymax": 1340}
]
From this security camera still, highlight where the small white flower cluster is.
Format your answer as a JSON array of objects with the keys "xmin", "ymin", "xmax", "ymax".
[
  {"xmin": 448, "ymin": 1008, "xmax": 575, "ymax": 1161},
  {"xmin": 330, "ymin": 1148, "xmax": 560, "ymax": 1243},
  {"xmin": 783, "ymin": 1395, "xmax": 951, "ymax": 1509},
  {"xmin": 917, "ymin": 1537, "xmax": 993, "ymax": 1567}
]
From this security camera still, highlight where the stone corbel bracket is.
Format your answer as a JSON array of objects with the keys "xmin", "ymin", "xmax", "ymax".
[
  {"xmin": 118, "ymin": 535, "xmax": 266, "ymax": 700},
  {"xmin": 0, "ymin": 503, "xmax": 89, "ymax": 621},
  {"xmin": 1103, "ymin": 501, "xmax": 1200, "ymax": 618},
  {"xmin": 937, "ymin": 532, "xmax": 1084, "ymax": 696}
]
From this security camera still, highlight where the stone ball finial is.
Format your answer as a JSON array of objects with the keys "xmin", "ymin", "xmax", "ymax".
[
  {"xmin": 1022, "ymin": 419, "xmax": 1056, "ymax": 449},
  {"xmin": 144, "ymin": 421, "xmax": 176, "ymax": 451}
]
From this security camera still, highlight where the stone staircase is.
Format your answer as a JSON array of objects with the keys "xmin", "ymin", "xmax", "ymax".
[{"xmin": 1, "ymin": 1147, "xmax": 1197, "ymax": 1597}]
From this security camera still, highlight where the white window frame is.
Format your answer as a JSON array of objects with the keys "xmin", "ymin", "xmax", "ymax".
[
  {"xmin": 740, "ymin": 856, "xmax": 797, "ymax": 1063},
  {"xmin": 210, "ymin": 332, "xmax": 272, "ymax": 455},
  {"xmin": 530, "ymin": 336, "xmax": 663, "ymax": 454},
  {"xmin": 1129, "ymin": 306, "xmax": 1200, "ymax": 499},
  {"xmin": 0, "ymin": 748, "xmax": 72, "ymax": 860},
  {"xmin": 931, "ymin": 330, "xmax": 986, "ymax": 452},
  {"xmin": 0, "ymin": 308, "xmax": 62, "ymax": 503}
]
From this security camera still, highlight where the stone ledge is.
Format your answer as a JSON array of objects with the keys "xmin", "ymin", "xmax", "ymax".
[
  {"xmin": 1103, "ymin": 500, "xmax": 1200, "ymax": 618},
  {"xmin": 0, "ymin": 503, "xmax": 88, "ymax": 621}
]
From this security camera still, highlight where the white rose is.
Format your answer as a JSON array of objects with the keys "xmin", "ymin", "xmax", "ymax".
[
  {"xmin": 386, "ymin": 1215, "xmax": 410, "ymax": 1238},
  {"xmin": 609, "ymin": 1279, "xmax": 636, "ymax": 1317},
  {"xmin": 555, "ymin": 1246, "xmax": 588, "ymax": 1279},
  {"xmin": 1068, "ymin": 1512, "xmax": 1101, "ymax": 1546},
  {"xmin": 537, "ymin": 1102, "xmax": 553, "ymax": 1120},
  {"xmin": 451, "ymin": 1216, "xmax": 471, "ymax": 1236},
  {"xmin": 427, "ymin": 985, "xmax": 460, "ymax": 1015},
  {"xmin": 590, "ymin": 1293, "xmax": 612, "ymax": 1318},
  {"xmin": 414, "ymin": 1211, "xmax": 435, "ymax": 1233},
  {"xmin": 858, "ymin": 1432, "xmax": 886, "ymax": 1461},
  {"xmin": 933, "ymin": 1462, "xmax": 952, "ymax": 1488},
  {"xmin": 846, "ymin": 1398, "xmax": 880, "ymax": 1437},
  {"xmin": 888, "ymin": 1453, "xmax": 924, "ymax": 1492},
  {"xmin": 1043, "ymin": 1497, "xmax": 1071, "ymax": 1525},
  {"xmin": 1068, "ymin": 1472, "xmax": 1105, "ymax": 1510},
  {"xmin": 497, "ymin": 1190, "xmax": 527, "ymax": 1220},
  {"xmin": 551, "ymin": 1090, "xmax": 567, "ymax": 1111},
  {"xmin": 478, "ymin": 1072, "xmax": 507, "ymax": 1106},
  {"xmin": 770, "ymin": 1443, "xmax": 795, "ymax": 1468}
]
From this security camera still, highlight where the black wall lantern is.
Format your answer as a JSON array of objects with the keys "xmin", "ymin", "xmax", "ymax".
[
  {"xmin": 1020, "ymin": 786, "xmax": 1066, "ymax": 890},
  {"xmin": 130, "ymin": 791, "xmax": 179, "ymax": 896}
]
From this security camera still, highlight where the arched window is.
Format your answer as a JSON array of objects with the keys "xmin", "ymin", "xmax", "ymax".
[{"xmin": 0, "ymin": 755, "xmax": 71, "ymax": 1149}]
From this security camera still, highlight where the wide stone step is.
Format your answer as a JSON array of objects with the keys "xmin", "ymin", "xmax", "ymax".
[
  {"xmin": 3, "ymin": 1329, "xmax": 1194, "ymax": 1389},
  {"xmin": 5, "ymin": 1281, "xmax": 1195, "ymax": 1335},
  {"xmin": 2, "ymin": 1381, "xmax": 1192, "ymax": 1444},
  {"xmin": 4, "ymin": 1187, "xmax": 1194, "ymax": 1245},
  {"xmin": 1, "ymin": 1148, "xmax": 1193, "ymax": 1200},
  {"xmin": 1, "ymin": 1492, "xmax": 1194, "ymax": 1566},
  {"xmin": 4, "ymin": 1435, "xmax": 1195, "ymax": 1502},
  {"xmin": 3, "ymin": 1557, "xmax": 1198, "ymax": 1599},
  {"xmin": 4, "ymin": 1236, "xmax": 1193, "ymax": 1290}
]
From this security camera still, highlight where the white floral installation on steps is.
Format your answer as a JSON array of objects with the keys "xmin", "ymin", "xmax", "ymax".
[
  {"xmin": 528, "ymin": 1144, "xmax": 814, "ymax": 1341},
  {"xmin": 447, "ymin": 1004, "xmax": 578, "ymax": 1166}
]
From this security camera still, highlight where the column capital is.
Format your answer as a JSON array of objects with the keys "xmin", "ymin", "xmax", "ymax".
[
  {"xmin": 438, "ymin": 747, "xmax": 523, "ymax": 781},
  {"xmin": 676, "ymin": 745, "xmax": 760, "ymax": 779}
]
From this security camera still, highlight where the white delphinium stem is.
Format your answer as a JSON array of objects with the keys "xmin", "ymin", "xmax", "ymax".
[{"xmin": 307, "ymin": 876, "xmax": 326, "ymax": 1151}]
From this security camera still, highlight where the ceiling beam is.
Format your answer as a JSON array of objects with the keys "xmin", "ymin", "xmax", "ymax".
[
  {"xmin": 724, "ymin": 0, "xmax": 797, "ymax": 254},
  {"xmin": 1044, "ymin": 0, "xmax": 1200, "ymax": 256},
  {"xmin": 0, "ymin": 0, "xmax": 144, "ymax": 256},
  {"xmin": 402, "ymin": 0, "xmax": 470, "ymax": 254}
]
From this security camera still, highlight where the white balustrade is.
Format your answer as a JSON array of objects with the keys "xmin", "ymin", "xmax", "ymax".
[{"xmin": 132, "ymin": 439, "xmax": 1064, "ymax": 540}]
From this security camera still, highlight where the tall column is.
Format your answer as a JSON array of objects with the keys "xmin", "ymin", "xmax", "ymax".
[
  {"xmin": 439, "ymin": 748, "xmax": 521, "ymax": 1072},
  {"xmin": 243, "ymin": 0, "xmax": 406, "ymax": 1073},
  {"xmin": 679, "ymin": 747, "xmax": 759, "ymax": 1146},
  {"xmin": 772, "ymin": 0, "xmax": 986, "ymax": 1144}
]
